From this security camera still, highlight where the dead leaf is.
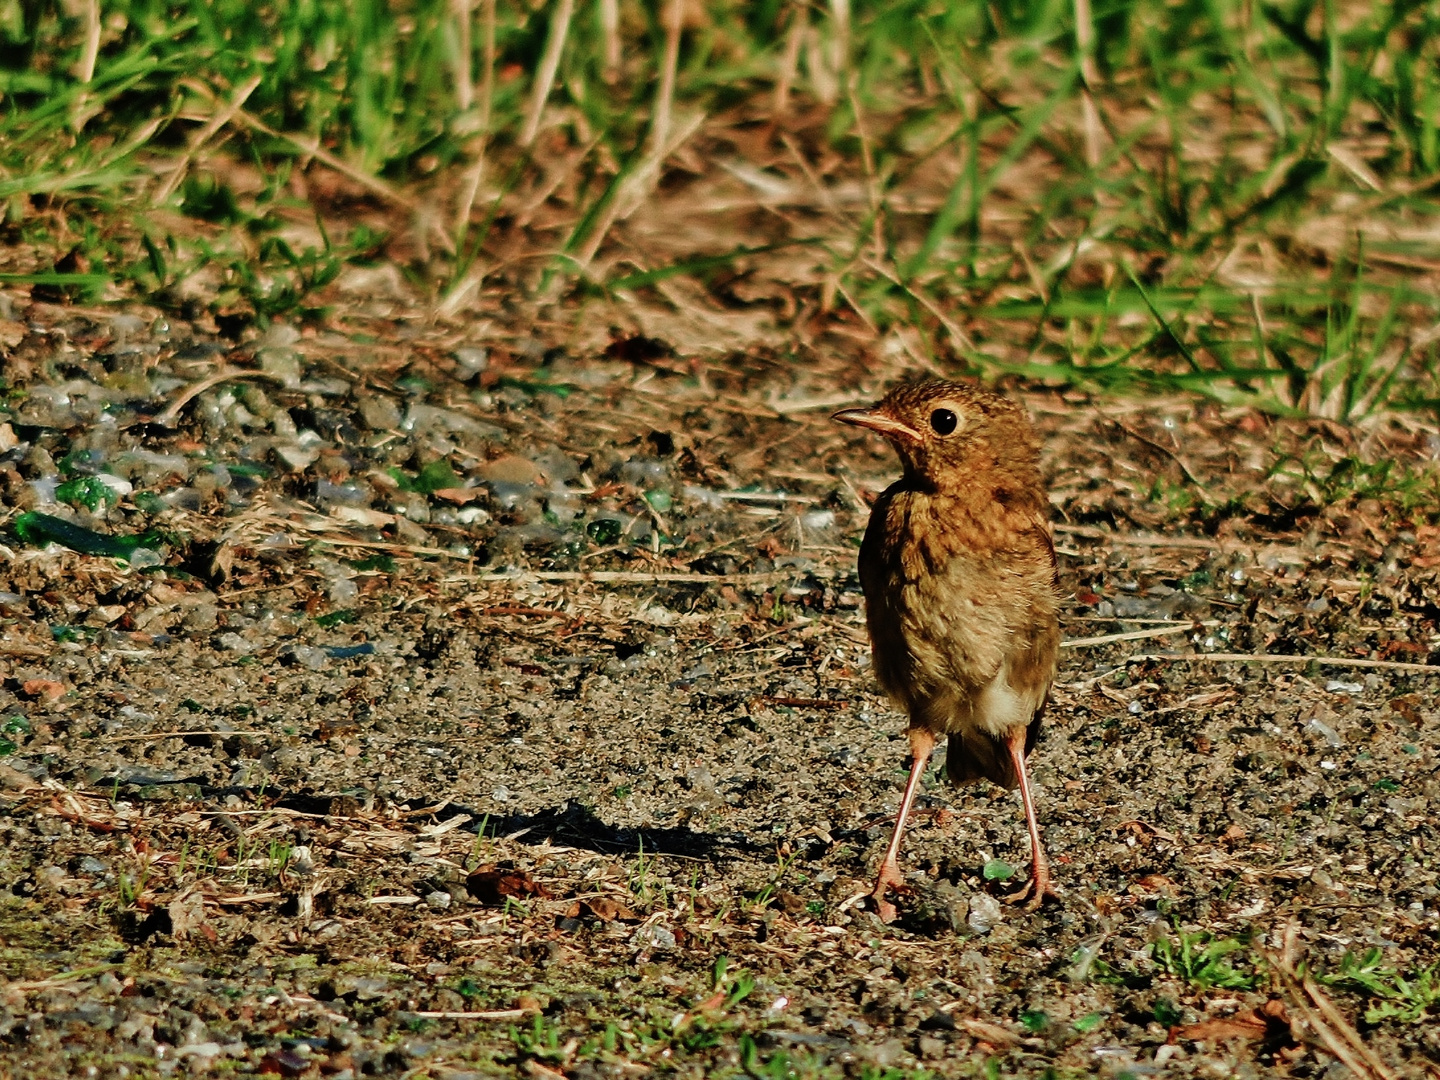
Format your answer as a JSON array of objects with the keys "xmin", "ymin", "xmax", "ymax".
[
  {"xmin": 21, "ymin": 679, "xmax": 65, "ymax": 702},
  {"xmin": 430, "ymin": 487, "xmax": 485, "ymax": 505},
  {"xmin": 1094, "ymin": 893, "xmax": 1136, "ymax": 915},
  {"xmin": 1388, "ymin": 695, "xmax": 1424, "ymax": 725},
  {"xmin": 1129, "ymin": 874, "xmax": 1179, "ymax": 898},
  {"xmin": 0, "ymin": 765, "xmax": 39, "ymax": 791},
  {"xmin": 1171, "ymin": 999, "xmax": 1295, "ymax": 1048},
  {"xmin": 465, "ymin": 866, "xmax": 550, "ymax": 905},
  {"xmin": 582, "ymin": 896, "xmax": 637, "ymax": 922},
  {"xmin": 168, "ymin": 890, "xmax": 210, "ymax": 943},
  {"xmin": 960, "ymin": 1018, "xmax": 1023, "ymax": 1046}
]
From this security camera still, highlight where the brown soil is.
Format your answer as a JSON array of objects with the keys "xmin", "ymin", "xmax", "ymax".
[{"xmin": 0, "ymin": 295, "xmax": 1436, "ymax": 1078}]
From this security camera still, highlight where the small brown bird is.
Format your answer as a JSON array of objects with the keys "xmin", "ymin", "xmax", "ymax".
[{"xmin": 833, "ymin": 381, "xmax": 1060, "ymax": 921}]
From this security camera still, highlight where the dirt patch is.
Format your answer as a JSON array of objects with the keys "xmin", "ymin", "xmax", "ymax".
[{"xmin": 0, "ymin": 303, "xmax": 1436, "ymax": 1077}]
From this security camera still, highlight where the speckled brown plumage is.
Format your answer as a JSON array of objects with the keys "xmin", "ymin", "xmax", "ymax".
[{"xmin": 834, "ymin": 381, "xmax": 1060, "ymax": 921}]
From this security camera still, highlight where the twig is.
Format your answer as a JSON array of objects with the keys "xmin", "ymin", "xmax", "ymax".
[
  {"xmin": 1062, "ymin": 622, "xmax": 1217, "ymax": 648},
  {"xmin": 154, "ymin": 368, "xmax": 284, "ymax": 427},
  {"xmin": 101, "ymin": 730, "xmax": 269, "ymax": 742},
  {"xmin": 1124, "ymin": 651, "xmax": 1440, "ymax": 674},
  {"xmin": 473, "ymin": 605, "xmax": 568, "ymax": 618},
  {"xmin": 309, "ymin": 536, "xmax": 458, "ymax": 558},
  {"xmin": 0, "ymin": 643, "xmax": 50, "ymax": 658},
  {"xmin": 409, "ymin": 1009, "xmax": 528, "ymax": 1020},
  {"xmin": 1052, "ymin": 524, "xmax": 1222, "ymax": 550},
  {"xmin": 473, "ymin": 569, "xmax": 830, "ymax": 585}
]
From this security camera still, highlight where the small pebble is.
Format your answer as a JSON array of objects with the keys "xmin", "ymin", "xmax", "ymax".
[{"xmin": 967, "ymin": 892, "xmax": 1003, "ymax": 934}]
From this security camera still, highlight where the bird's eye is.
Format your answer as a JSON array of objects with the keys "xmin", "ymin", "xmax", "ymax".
[{"xmin": 929, "ymin": 408, "xmax": 958, "ymax": 435}]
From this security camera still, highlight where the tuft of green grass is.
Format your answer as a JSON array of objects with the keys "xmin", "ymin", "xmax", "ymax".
[
  {"xmin": 1150, "ymin": 930, "xmax": 1257, "ymax": 990},
  {"xmin": 3, "ymin": 0, "xmax": 1440, "ymax": 419},
  {"xmin": 1321, "ymin": 948, "xmax": 1440, "ymax": 1024}
]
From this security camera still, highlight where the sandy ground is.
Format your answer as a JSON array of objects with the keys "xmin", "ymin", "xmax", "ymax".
[{"xmin": 0, "ymin": 300, "xmax": 1436, "ymax": 1078}]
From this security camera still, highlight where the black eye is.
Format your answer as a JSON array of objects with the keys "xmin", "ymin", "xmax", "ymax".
[{"xmin": 929, "ymin": 408, "xmax": 957, "ymax": 435}]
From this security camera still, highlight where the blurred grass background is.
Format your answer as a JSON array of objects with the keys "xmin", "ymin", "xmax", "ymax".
[{"xmin": 3, "ymin": 0, "xmax": 1440, "ymax": 422}]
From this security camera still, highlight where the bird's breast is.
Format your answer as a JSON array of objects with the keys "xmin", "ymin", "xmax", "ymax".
[{"xmin": 858, "ymin": 485, "xmax": 1058, "ymax": 728}]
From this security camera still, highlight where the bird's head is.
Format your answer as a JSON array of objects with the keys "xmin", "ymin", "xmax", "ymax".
[{"xmin": 832, "ymin": 381, "xmax": 1042, "ymax": 495}]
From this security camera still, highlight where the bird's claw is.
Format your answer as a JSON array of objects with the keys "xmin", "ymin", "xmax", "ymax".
[
  {"xmin": 871, "ymin": 862, "xmax": 904, "ymax": 923},
  {"xmin": 1002, "ymin": 875, "xmax": 1061, "ymax": 911}
]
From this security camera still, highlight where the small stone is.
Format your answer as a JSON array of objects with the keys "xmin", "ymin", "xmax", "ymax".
[
  {"xmin": 215, "ymin": 632, "xmax": 252, "ymax": 654},
  {"xmin": 258, "ymin": 347, "xmax": 303, "ymax": 389},
  {"xmin": 183, "ymin": 604, "xmax": 218, "ymax": 631},
  {"xmin": 274, "ymin": 445, "xmax": 319, "ymax": 472},
  {"xmin": 358, "ymin": 396, "xmax": 402, "ymax": 431},
  {"xmin": 480, "ymin": 454, "xmax": 542, "ymax": 485},
  {"xmin": 631, "ymin": 924, "xmax": 676, "ymax": 952},
  {"xmin": 127, "ymin": 548, "xmax": 163, "ymax": 569},
  {"xmin": 967, "ymin": 892, "xmax": 1003, "ymax": 934},
  {"xmin": 261, "ymin": 323, "xmax": 302, "ymax": 348},
  {"xmin": 425, "ymin": 890, "xmax": 452, "ymax": 911},
  {"xmin": 454, "ymin": 347, "xmax": 488, "ymax": 375},
  {"xmin": 283, "ymin": 645, "xmax": 329, "ymax": 671}
]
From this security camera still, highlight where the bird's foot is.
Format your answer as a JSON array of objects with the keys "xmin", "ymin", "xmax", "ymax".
[
  {"xmin": 1002, "ymin": 872, "xmax": 1061, "ymax": 912},
  {"xmin": 870, "ymin": 861, "xmax": 904, "ymax": 923}
]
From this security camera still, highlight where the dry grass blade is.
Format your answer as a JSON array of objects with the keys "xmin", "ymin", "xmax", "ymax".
[
  {"xmin": 69, "ymin": 0, "xmax": 102, "ymax": 130},
  {"xmin": 224, "ymin": 108, "xmax": 455, "ymax": 254},
  {"xmin": 651, "ymin": 0, "xmax": 685, "ymax": 158},
  {"xmin": 451, "ymin": 0, "xmax": 474, "ymax": 112},
  {"xmin": 101, "ymin": 730, "xmax": 270, "ymax": 742},
  {"xmin": 451, "ymin": 0, "xmax": 497, "ymax": 242},
  {"xmin": 1270, "ymin": 922, "xmax": 1400, "ymax": 1080},
  {"xmin": 1052, "ymin": 526, "xmax": 1223, "ymax": 551},
  {"xmin": 154, "ymin": 75, "xmax": 264, "ymax": 206},
  {"xmin": 519, "ymin": 0, "xmax": 574, "ymax": 149},
  {"xmin": 472, "ymin": 569, "xmax": 827, "ymax": 585},
  {"xmin": 599, "ymin": 0, "xmax": 620, "ymax": 81}
]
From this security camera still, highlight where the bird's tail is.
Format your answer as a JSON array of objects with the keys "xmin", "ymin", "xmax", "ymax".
[{"xmin": 943, "ymin": 713, "xmax": 1042, "ymax": 791}]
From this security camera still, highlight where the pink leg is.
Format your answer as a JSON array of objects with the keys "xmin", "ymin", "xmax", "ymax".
[
  {"xmin": 871, "ymin": 727, "xmax": 936, "ymax": 923},
  {"xmin": 1003, "ymin": 726, "xmax": 1057, "ymax": 910}
]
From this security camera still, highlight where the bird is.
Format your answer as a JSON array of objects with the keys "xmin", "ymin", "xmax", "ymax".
[{"xmin": 833, "ymin": 380, "xmax": 1060, "ymax": 921}]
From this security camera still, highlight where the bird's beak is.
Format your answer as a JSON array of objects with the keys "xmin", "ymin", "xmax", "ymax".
[{"xmin": 832, "ymin": 407, "xmax": 921, "ymax": 442}]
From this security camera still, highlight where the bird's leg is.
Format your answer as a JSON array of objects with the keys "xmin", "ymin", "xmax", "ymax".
[
  {"xmin": 871, "ymin": 726, "xmax": 936, "ymax": 923},
  {"xmin": 1002, "ymin": 726, "xmax": 1058, "ymax": 910}
]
